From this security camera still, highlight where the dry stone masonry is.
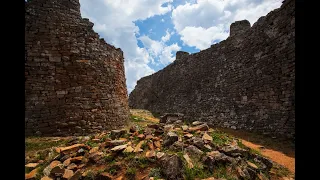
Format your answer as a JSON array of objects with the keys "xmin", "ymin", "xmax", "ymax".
[
  {"xmin": 129, "ymin": 0, "xmax": 295, "ymax": 139},
  {"xmin": 25, "ymin": 0, "xmax": 130, "ymax": 136}
]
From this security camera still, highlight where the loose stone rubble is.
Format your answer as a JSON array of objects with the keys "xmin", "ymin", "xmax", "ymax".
[{"xmin": 25, "ymin": 115, "xmax": 293, "ymax": 180}]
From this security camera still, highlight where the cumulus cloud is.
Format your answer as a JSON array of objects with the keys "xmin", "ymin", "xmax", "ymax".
[
  {"xmin": 161, "ymin": 29, "xmax": 173, "ymax": 42},
  {"xmin": 139, "ymin": 35, "xmax": 181, "ymax": 66},
  {"xmin": 172, "ymin": 0, "xmax": 282, "ymax": 50},
  {"xmin": 79, "ymin": 0, "xmax": 173, "ymax": 93},
  {"xmin": 180, "ymin": 25, "xmax": 228, "ymax": 50}
]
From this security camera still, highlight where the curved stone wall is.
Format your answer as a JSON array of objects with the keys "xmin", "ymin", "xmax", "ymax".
[{"xmin": 25, "ymin": 0, "xmax": 130, "ymax": 136}]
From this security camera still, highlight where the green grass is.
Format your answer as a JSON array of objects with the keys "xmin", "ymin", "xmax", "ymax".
[
  {"xmin": 25, "ymin": 167, "xmax": 32, "ymax": 174},
  {"xmin": 25, "ymin": 139, "xmax": 68, "ymax": 152},
  {"xmin": 272, "ymin": 164, "xmax": 291, "ymax": 177},
  {"xmin": 128, "ymin": 156, "xmax": 154, "ymax": 169},
  {"xmin": 125, "ymin": 167, "xmax": 137, "ymax": 180},
  {"xmin": 210, "ymin": 131, "xmax": 232, "ymax": 147},
  {"xmin": 84, "ymin": 170, "xmax": 96, "ymax": 180},
  {"xmin": 130, "ymin": 115, "xmax": 146, "ymax": 122},
  {"xmin": 34, "ymin": 160, "xmax": 51, "ymax": 180},
  {"xmin": 138, "ymin": 129, "xmax": 144, "ymax": 134},
  {"xmin": 212, "ymin": 165, "xmax": 238, "ymax": 180},
  {"xmin": 101, "ymin": 134, "xmax": 110, "ymax": 142},
  {"xmin": 141, "ymin": 141, "xmax": 148, "ymax": 150},
  {"xmin": 149, "ymin": 167, "xmax": 162, "ymax": 179},
  {"xmin": 85, "ymin": 140, "xmax": 99, "ymax": 147},
  {"xmin": 184, "ymin": 165, "xmax": 213, "ymax": 180},
  {"xmin": 104, "ymin": 154, "xmax": 115, "ymax": 162},
  {"xmin": 107, "ymin": 165, "xmax": 120, "ymax": 176},
  {"xmin": 250, "ymin": 148, "xmax": 262, "ymax": 155}
]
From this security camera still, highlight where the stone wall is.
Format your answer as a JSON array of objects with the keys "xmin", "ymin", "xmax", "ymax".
[
  {"xmin": 25, "ymin": 0, "xmax": 130, "ymax": 136},
  {"xmin": 129, "ymin": 0, "xmax": 295, "ymax": 139},
  {"xmin": 230, "ymin": 20, "xmax": 251, "ymax": 37}
]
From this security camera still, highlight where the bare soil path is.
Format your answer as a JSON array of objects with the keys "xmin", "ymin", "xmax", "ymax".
[{"xmin": 218, "ymin": 128, "xmax": 295, "ymax": 174}]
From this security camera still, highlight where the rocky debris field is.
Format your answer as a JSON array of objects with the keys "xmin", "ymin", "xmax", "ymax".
[{"xmin": 25, "ymin": 112, "xmax": 293, "ymax": 180}]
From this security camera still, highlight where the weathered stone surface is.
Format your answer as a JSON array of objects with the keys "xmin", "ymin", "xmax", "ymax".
[
  {"xmin": 134, "ymin": 141, "xmax": 145, "ymax": 152},
  {"xmin": 107, "ymin": 140, "xmax": 126, "ymax": 147},
  {"xmin": 123, "ymin": 146, "xmax": 134, "ymax": 153},
  {"xmin": 160, "ymin": 154, "xmax": 183, "ymax": 180},
  {"xmin": 219, "ymin": 145, "xmax": 248, "ymax": 157},
  {"xmin": 69, "ymin": 170, "xmax": 82, "ymax": 180},
  {"xmin": 154, "ymin": 141, "xmax": 161, "ymax": 149},
  {"xmin": 183, "ymin": 153, "xmax": 194, "ymax": 168},
  {"xmin": 40, "ymin": 176, "xmax": 53, "ymax": 180},
  {"xmin": 148, "ymin": 124, "xmax": 160, "ymax": 129},
  {"xmin": 25, "ymin": 167, "xmax": 39, "ymax": 180},
  {"xmin": 128, "ymin": 0, "xmax": 295, "ymax": 140},
  {"xmin": 43, "ymin": 160, "xmax": 62, "ymax": 176},
  {"xmin": 189, "ymin": 124, "xmax": 209, "ymax": 132},
  {"xmin": 204, "ymin": 151, "xmax": 235, "ymax": 170},
  {"xmin": 202, "ymin": 133, "xmax": 213, "ymax": 141},
  {"xmin": 89, "ymin": 147, "xmax": 99, "ymax": 154},
  {"xmin": 185, "ymin": 145, "xmax": 204, "ymax": 157},
  {"xmin": 192, "ymin": 137, "xmax": 206, "ymax": 150},
  {"xmin": 111, "ymin": 144, "xmax": 128, "ymax": 151},
  {"xmin": 163, "ymin": 124, "xmax": 174, "ymax": 132},
  {"xmin": 130, "ymin": 125, "xmax": 137, "ymax": 133},
  {"xmin": 163, "ymin": 132, "xmax": 178, "ymax": 147},
  {"xmin": 63, "ymin": 156, "xmax": 83, "ymax": 166},
  {"xmin": 55, "ymin": 144, "xmax": 89, "ymax": 154},
  {"xmin": 25, "ymin": 0, "xmax": 130, "ymax": 137},
  {"xmin": 88, "ymin": 152, "xmax": 104, "ymax": 163},
  {"xmin": 247, "ymin": 161, "xmax": 259, "ymax": 169},
  {"xmin": 146, "ymin": 150, "xmax": 156, "ymax": 158},
  {"xmin": 137, "ymin": 134, "xmax": 145, "ymax": 139},
  {"xmin": 25, "ymin": 163, "xmax": 39, "ymax": 169},
  {"xmin": 156, "ymin": 152, "xmax": 165, "ymax": 159},
  {"xmin": 160, "ymin": 113, "xmax": 184, "ymax": 124},
  {"xmin": 192, "ymin": 121, "xmax": 204, "ymax": 126},
  {"xmin": 169, "ymin": 141, "xmax": 185, "ymax": 151},
  {"xmin": 184, "ymin": 133, "xmax": 193, "ymax": 139},
  {"xmin": 110, "ymin": 130, "xmax": 127, "ymax": 140},
  {"xmin": 67, "ymin": 163, "xmax": 77, "ymax": 170},
  {"xmin": 63, "ymin": 169, "xmax": 74, "ymax": 179},
  {"xmin": 181, "ymin": 125, "xmax": 188, "ymax": 131}
]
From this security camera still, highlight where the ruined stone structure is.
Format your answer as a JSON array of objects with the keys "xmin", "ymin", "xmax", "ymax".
[
  {"xmin": 129, "ymin": 0, "xmax": 295, "ymax": 139},
  {"xmin": 25, "ymin": 0, "xmax": 130, "ymax": 136}
]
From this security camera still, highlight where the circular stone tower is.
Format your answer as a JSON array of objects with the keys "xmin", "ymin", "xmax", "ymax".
[{"xmin": 25, "ymin": 0, "xmax": 130, "ymax": 136}]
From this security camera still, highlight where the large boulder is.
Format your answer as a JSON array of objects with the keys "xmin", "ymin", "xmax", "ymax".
[{"xmin": 160, "ymin": 154, "xmax": 183, "ymax": 180}]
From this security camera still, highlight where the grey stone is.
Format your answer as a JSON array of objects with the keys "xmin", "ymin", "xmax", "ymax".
[
  {"xmin": 163, "ymin": 132, "xmax": 179, "ymax": 147},
  {"xmin": 160, "ymin": 154, "xmax": 183, "ymax": 180},
  {"xmin": 110, "ymin": 129, "xmax": 127, "ymax": 140}
]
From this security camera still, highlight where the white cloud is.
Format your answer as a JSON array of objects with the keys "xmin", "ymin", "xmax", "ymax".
[
  {"xmin": 79, "ymin": 0, "xmax": 174, "ymax": 93},
  {"xmin": 161, "ymin": 18, "xmax": 165, "ymax": 22},
  {"xmin": 180, "ymin": 25, "xmax": 228, "ymax": 50},
  {"xmin": 161, "ymin": 29, "xmax": 172, "ymax": 42},
  {"xmin": 172, "ymin": 0, "xmax": 282, "ymax": 50},
  {"xmin": 159, "ymin": 43, "xmax": 181, "ymax": 64},
  {"xmin": 139, "ymin": 35, "xmax": 181, "ymax": 66}
]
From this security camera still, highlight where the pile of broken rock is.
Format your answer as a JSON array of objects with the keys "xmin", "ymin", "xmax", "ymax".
[{"xmin": 25, "ymin": 117, "xmax": 284, "ymax": 180}]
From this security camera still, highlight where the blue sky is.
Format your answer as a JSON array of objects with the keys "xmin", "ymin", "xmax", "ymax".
[{"xmin": 79, "ymin": 0, "xmax": 282, "ymax": 93}]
